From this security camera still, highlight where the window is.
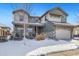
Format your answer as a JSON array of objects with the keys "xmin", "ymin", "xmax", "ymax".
[
  {"xmin": 19, "ymin": 15, "xmax": 24, "ymax": 21},
  {"xmin": 61, "ymin": 15, "xmax": 66, "ymax": 23},
  {"xmin": 27, "ymin": 28, "xmax": 33, "ymax": 32},
  {"xmin": 45, "ymin": 16, "xmax": 47, "ymax": 21}
]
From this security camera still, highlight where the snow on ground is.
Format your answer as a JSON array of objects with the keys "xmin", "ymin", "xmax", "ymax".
[
  {"xmin": 0, "ymin": 38, "xmax": 70, "ymax": 56},
  {"xmin": 26, "ymin": 44, "xmax": 77, "ymax": 56}
]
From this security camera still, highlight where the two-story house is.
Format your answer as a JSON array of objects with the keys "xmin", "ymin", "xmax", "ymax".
[
  {"xmin": 12, "ymin": 9, "xmax": 44, "ymax": 39},
  {"xmin": 12, "ymin": 7, "xmax": 74, "ymax": 40}
]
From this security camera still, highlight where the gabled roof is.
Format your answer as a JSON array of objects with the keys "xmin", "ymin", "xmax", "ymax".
[
  {"xmin": 50, "ymin": 7, "xmax": 68, "ymax": 16},
  {"xmin": 13, "ymin": 9, "xmax": 40, "ymax": 18},
  {"xmin": 0, "ymin": 23, "xmax": 7, "ymax": 27},
  {"xmin": 12, "ymin": 7, "xmax": 68, "ymax": 19},
  {"xmin": 0, "ymin": 23, "xmax": 10, "ymax": 29},
  {"xmin": 13, "ymin": 9, "xmax": 30, "ymax": 16},
  {"xmin": 41, "ymin": 7, "xmax": 68, "ymax": 18},
  {"xmin": 40, "ymin": 10, "xmax": 49, "ymax": 18},
  {"xmin": 53, "ymin": 22, "xmax": 73, "ymax": 27}
]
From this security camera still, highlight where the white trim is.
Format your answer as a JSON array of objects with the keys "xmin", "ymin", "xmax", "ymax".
[
  {"xmin": 28, "ymin": 23, "xmax": 44, "ymax": 26},
  {"xmin": 23, "ymin": 23, "xmax": 26, "ymax": 40}
]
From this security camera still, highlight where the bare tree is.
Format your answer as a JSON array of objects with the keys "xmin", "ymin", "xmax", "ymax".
[{"xmin": 12, "ymin": 3, "xmax": 33, "ymax": 15}]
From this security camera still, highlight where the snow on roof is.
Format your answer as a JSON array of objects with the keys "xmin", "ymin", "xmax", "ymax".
[
  {"xmin": 41, "ymin": 7, "xmax": 68, "ymax": 18},
  {"xmin": 28, "ymin": 23, "xmax": 44, "ymax": 26},
  {"xmin": 53, "ymin": 22, "xmax": 74, "ymax": 27},
  {"xmin": 73, "ymin": 23, "xmax": 79, "ymax": 27},
  {"xmin": 51, "ymin": 7, "xmax": 68, "ymax": 16},
  {"xmin": 0, "ymin": 23, "xmax": 10, "ymax": 28},
  {"xmin": 13, "ymin": 9, "xmax": 30, "ymax": 16},
  {"xmin": 0, "ymin": 23, "xmax": 7, "ymax": 27}
]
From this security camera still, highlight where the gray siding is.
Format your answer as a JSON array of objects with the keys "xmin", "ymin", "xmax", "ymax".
[
  {"xmin": 28, "ymin": 17, "xmax": 41, "ymax": 23},
  {"xmin": 13, "ymin": 11, "xmax": 28, "ymax": 23},
  {"xmin": 44, "ymin": 21, "xmax": 55, "ymax": 32},
  {"xmin": 49, "ymin": 9, "xmax": 67, "ymax": 23},
  {"xmin": 43, "ymin": 21, "xmax": 56, "ymax": 39},
  {"xmin": 61, "ymin": 15, "xmax": 67, "ymax": 23}
]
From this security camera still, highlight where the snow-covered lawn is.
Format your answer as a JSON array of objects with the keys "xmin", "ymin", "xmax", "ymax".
[
  {"xmin": 26, "ymin": 43, "xmax": 77, "ymax": 56},
  {"xmin": 0, "ymin": 38, "xmax": 73, "ymax": 56}
]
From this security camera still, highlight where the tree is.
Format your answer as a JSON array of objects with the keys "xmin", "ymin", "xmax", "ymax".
[{"xmin": 12, "ymin": 3, "xmax": 33, "ymax": 15}]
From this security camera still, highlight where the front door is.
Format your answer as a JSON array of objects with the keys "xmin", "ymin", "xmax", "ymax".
[{"xmin": 38, "ymin": 27, "xmax": 43, "ymax": 34}]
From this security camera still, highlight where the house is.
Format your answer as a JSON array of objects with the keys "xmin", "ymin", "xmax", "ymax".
[
  {"xmin": 12, "ymin": 9, "xmax": 44, "ymax": 39},
  {"xmin": 73, "ymin": 25, "xmax": 79, "ymax": 39},
  {"xmin": 12, "ymin": 7, "xmax": 74, "ymax": 40},
  {"xmin": 0, "ymin": 23, "xmax": 10, "ymax": 40}
]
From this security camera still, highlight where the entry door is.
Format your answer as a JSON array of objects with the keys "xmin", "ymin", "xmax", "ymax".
[{"xmin": 37, "ymin": 27, "xmax": 43, "ymax": 34}]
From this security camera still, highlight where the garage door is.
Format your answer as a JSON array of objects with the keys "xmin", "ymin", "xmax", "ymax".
[{"xmin": 56, "ymin": 28, "xmax": 71, "ymax": 40}]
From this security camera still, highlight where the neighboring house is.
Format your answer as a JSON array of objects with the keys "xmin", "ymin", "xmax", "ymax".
[
  {"xmin": 73, "ymin": 25, "xmax": 79, "ymax": 38},
  {"xmin": 0, "ymin": 23, "xmax": 10, "ymax": 40},
  {"xmin": 12, "ymin": 7, "xmax": 74, "ymax": 40}
]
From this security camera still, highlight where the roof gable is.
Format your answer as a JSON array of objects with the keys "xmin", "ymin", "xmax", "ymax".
[
  {"xmin": 13, "ymin": 9, "xmax": 30, "ymax": 16},
  {"xmin": 49, "ymin": 7, "xmax": 68, "ymax": 16},
  {"xmin": 40, "ymin": 7, "xmax": 68, "ymax": 18}
]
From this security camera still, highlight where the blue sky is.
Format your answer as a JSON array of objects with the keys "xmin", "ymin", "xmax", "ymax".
[{"xmin": 0, "ymin": 3, "xmax": 79, "ymax": 29}]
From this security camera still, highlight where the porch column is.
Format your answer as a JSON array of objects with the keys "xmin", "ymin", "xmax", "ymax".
[
  {"xmin": 13, "ymin": 25, "xmax": 16, "ymax": 38},
  {"xmin": 23, "ymin": 23, "xmax": 26, "ymax": 40},
  {"xmin": 36, "ymin": 26, "xmax": 38, "ymax": 36}
]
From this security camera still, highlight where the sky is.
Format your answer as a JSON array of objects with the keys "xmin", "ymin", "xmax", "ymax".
[{"xmin": 0, "ymin": 3, "xmax": 79, "ymax": 29}]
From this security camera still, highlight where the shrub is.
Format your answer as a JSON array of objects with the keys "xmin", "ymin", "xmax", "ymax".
[
  {"xmin": 46, "ymin": 31, "xmax": 55, "ymax": 39},
  {"xmin": 35, "ymin": 33, "xmax": 46, "ymax": 41}
]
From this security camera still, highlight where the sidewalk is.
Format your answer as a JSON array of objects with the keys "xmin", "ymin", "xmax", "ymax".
[{"xmin": 47, "ymin": 48, "xmax": 79, "ymax": 56}]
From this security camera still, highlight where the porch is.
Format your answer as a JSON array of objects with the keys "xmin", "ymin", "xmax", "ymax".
[{"xmin": 13, "ymin": 23, "xmax": 44, "ymax": 39}]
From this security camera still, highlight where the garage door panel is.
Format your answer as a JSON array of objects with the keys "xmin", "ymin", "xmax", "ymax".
[{"xmin": 56, "ymin": 28, "xmax": 71, "ymax": 40}]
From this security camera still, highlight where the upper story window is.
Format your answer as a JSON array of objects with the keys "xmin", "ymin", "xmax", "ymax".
[
  {"xmin": 61, "ymin": 15, "xmax": 66, "ymax": 23},
  {"xmin": 45, "ymin": 16, "xmax": 47, "ymax": 21},
  {"xmin": 49, "ymin": 14, "xmax": 61, "ymax": 22},
  {"xmin": 19, "ymin": 15, "xmax": 24, "ymax": 21},
  {"xmin": 35, "ymin": 18, "xmax": 41, "ymax": 23},
  {"xmin": 14, "ymin": 14, "xmax": 18, "ymax": 20},
  {"xmin": 30, "ymin": 17, "xmax": 41, "ymax": 23}
]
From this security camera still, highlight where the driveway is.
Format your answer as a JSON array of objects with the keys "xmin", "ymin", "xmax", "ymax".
[{"xmin": 47, "ymin": 49, "xmax": 79, "ymax": 56}]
